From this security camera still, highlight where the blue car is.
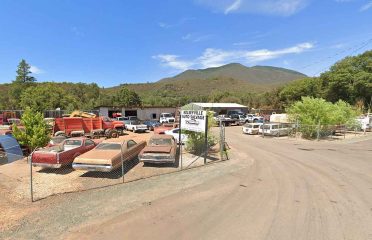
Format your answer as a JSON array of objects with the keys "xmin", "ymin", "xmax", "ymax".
[{"xmin": 143, "ymin": 120, "xmax": 161, "ymax": 131}]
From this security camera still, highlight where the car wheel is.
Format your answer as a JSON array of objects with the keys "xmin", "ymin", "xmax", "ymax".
[{"xmin": 108, "ymin": 129, "xmax": 119, "ymax": 138}]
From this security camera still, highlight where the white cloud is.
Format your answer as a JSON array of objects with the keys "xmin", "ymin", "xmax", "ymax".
[
  {"xmin": 182, "ymin": 33, "xmax": 213, "ymax": 42},
  {"xmin": 71, "ymin": 26, "xmax": 84, "ymax": 37},
  {"xmin": 30, "ymin": 65, "xmax": 43, "ymax": 74},
  {"xmin": 154, "ymin": 42, "xmax": 314, "ymax": 70},
  {"xmin": 152, "ymin": 55, "xmax": 193, "ymax": 71},
  {"xmin": 360, "ymin": 1, "xmax": 372, "ymax": 11},
  {"xmin": 158, "ymin": 22, "xmax": 172, "ymax": 28},
  {"xmin": 224, "ymin": 0, "xmax": 242, "ymax": 14},
  {"xmin": 196, "ymin": 0, "xmax": 309, "ymax": 16},
  {"xmin": 233, "ymin": 41, "xmax": 255, "ymax": 46}
]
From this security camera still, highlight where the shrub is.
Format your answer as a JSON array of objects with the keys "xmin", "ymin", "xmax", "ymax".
[
  {"xmin": 185, "ymin": 111, "xmax": 217, "ymax": 154},
  {"xmin": 12, "ymin": 107, "xmax": 50, "ymax": 152},
  {"xmin": 287, "ymin": 97, "xmax": 359, "ymax": 139}
]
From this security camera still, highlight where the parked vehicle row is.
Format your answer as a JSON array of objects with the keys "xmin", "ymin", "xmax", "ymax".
[
  {"xmin": 32, "ymin": 137, "xmax": 147, "ymax": 172},
  {"xmin": 242, "ymin": 122, "xmax": 293, "ymax": 137}
]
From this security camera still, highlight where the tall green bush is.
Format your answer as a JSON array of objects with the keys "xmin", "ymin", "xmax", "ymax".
[
  {"xmin": 12, "ymin": 107, "xmax": 50, "ymax": 152},
  {"xmin": 287, "ymin": 97, "xmax": 359, "ymax": 138}
]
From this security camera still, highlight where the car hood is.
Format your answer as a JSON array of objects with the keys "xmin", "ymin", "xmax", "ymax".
[{"xmin": 142, "ymin": 145, "xmax": 173, "ymax": 154}]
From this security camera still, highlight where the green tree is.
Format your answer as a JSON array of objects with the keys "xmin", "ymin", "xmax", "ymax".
[
  {"xmin": 12, "ymin": 107, "xmax": 50, "ymax": 151},
  {"xmin": 14, "ymin": 59, "xmax": 36, "ymax": 83},
  {"xmin": 287, "ymin": 97, "xmax": 358, "ymax": 138},
  {"xmin": 320, "ymin": 50, "xmax": 372, "ymax": 107},
  {"xmin": 9, "ymin": 59, "xmax": 37, "ymax": 109},
  {"xmin": 19, "ymin": 83, "xmax": 78, "ymax": 112},
  {"xmin": 114, "ymin": 87, "xmax": 142, "ymax": 107},
  {"xmin": 279, "ymin": 77, "xmax": 323, "ymax": 106}
]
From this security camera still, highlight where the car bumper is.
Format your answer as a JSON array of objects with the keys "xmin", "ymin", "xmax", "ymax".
[
  {"xmin": 139, "ymin": 157, "xmax": 175, "ymax": 164},
  {"xmin": 72, "ymin": 163, "xmax": 114, "ymax": 172},
  {"xmin": 32, "ymin": 163, "xmax": 62, "ymax": 168},
  {"xmin": 134, "ymin": 128, "xmax": 147, "ymax": 132}
]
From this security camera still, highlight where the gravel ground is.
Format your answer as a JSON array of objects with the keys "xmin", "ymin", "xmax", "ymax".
[{"xmin": 1, "ymin": 127, "xmax": 371, "ymax": 239}]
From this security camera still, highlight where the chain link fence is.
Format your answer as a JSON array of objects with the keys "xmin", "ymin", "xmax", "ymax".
[
  {"xmin": 28, "ymin": 125, "xmax": 227, "ymax": 201},
  {"xmin": 251, "ymin": 122, "xmax": 361, "ymax": 141}
]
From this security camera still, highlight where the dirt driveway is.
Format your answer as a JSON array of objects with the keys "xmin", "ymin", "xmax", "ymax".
[{"xmin": 2, "ymin": 127, "xmax": 372, "ymax": 239}]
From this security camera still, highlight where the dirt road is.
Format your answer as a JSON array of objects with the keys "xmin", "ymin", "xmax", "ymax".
[
  {"xmin": 2, "ymin": 127, "xmax": 372, "ymax": 239},
  {"xmin": 67, "ymin": 127, "xmax": 372, "ymax": 240}
]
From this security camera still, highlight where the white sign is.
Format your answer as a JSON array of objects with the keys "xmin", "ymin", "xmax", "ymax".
[{"xmin": 180, "ymin": 110, "xmax": 207, "ymax": 133}]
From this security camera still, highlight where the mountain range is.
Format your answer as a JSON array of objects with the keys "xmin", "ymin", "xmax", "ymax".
[{"xmin": 108, "ymin": 63, "xmax": 307, "ymax": 97}]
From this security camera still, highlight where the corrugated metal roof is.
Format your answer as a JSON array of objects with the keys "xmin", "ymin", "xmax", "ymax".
[{"xmin": 192, "ymin": 103, "xmax": 247, "ymax": 108}]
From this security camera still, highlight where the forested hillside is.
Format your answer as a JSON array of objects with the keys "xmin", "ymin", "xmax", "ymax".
[{"xmin": 0, "ymin": 50, "xmax": 370, "ymax": 111}]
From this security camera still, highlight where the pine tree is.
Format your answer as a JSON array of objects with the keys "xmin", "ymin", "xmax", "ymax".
[{"xmin": 14, "ymin": 59, "xmax": 36, "ymax": 83}]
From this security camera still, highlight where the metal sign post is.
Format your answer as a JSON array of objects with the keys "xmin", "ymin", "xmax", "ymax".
[
  {"xmin": 204, "ymin": 115, "xmax": 208, "ymax": 165},
  {"xmin": 179, "ymin": 115, "xmax": 182, "ymax": 170},
  {"xmin": 121, "ymin": 141, "xmax": 125, "ymax": 183}
]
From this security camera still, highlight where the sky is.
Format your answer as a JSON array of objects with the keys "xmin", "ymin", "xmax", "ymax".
[{"xmin": 0, "ymin": 0, "xmax": 371, "ymax": 87}]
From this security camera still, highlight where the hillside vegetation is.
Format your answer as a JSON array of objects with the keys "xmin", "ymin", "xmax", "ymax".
[{"xmin": 0, "ymin": 50, "xmax": 370, "ymax": 111}]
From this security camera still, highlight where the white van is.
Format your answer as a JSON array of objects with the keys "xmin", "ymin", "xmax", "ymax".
[
  {"xmin": 242, "ymin": 123, "xmax": 263, "ymax": 135},
  {"xmin": 259, "ymin": 123, "xmax": 292, "ymax": 136}
]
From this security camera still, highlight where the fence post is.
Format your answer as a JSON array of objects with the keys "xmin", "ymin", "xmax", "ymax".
[
  {"xmin": 30, "ymin": 148, "xmax": 38, "ymax": 203},
  {"xmin": 121, "ymin": 141, "xmax": 124, "ymax": 183},
  {"xmin": 262, "ymin": 120, "xmax": 265, "ymax": 138},
  {"xmin": 179, "ymin": 114, "xmax": 182, "ymax": 170},
  {"xmin": 343, "ymin": 125, "xmax": 346, "ymax": 139},
  {"xmin": 204, "ymin": 115, "xmax": 208, "ymax": 165},
  {"xmin": 220, "ymin": 120, "xmax": 223, "ymax": 160},
  {"xmin": 317, "ymin": 121, "xmax": 321, "ymax": 141},
  {"xmin": 296, "ymin": 119, "xmax": 299, "ymax": 139}
]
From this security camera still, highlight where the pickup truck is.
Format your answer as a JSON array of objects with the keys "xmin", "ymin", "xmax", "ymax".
[
  {"xmin": 245, "ymin": 114, "xmax": 264, "ymax": 123},
  {"xmin": 31, "ymin": 137, "xmax": 98, "ymax": 168},
  {"xmin": 160, "ymin": 113, "xmax": 176, "ymax": 123},
  {"xmin": 124, "ymin": 120, "xmax": 148, "ymax": 133},
  {"xmin": 214, "ymin": 115, "xmax": 239, "ymax": 126}
]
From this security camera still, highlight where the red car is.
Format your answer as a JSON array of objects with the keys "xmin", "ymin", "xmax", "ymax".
[
  {"xmin": 32, "ymin": 137, "xmax": 99, "ymax": 168},
  {"xmin": 153, "ymin": 123, "xmax": 179, "ymax": 134}
]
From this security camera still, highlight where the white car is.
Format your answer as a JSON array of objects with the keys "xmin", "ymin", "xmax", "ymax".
[
  {"xmin": 245, "ymin": 114, "xmax": 263, "ymax": 123},
  {"xmin": 125, "ymin": 120, "xmax": 147, "ymax": 133},
  {"xmin": 164, "ymin": 128, "xmax": 188, "ymax": 144},
  {"xmin": 160, "ymin": 113, "xmax": 175, "ymax": 123},
  {"xmin": 242, "ymin": 123, "xmax": 263, "ymax": 135}
]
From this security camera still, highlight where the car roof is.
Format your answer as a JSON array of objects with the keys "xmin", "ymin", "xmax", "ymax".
[
  {"xmin": 150, "ymin": 134, "xmax": 173, "ymax": 139},
  {"xmin": 65, "ymin": 137, "xmax": 86, "ymax": 141}
]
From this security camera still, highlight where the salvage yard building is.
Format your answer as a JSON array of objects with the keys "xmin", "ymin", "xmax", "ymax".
[
  {"xmin": 181, "ymin": 102, "xmax": 248, "ymax": 115},
  {"xmin": 96, "ymin": 106, "xmax": 178, "ymax": 120}
]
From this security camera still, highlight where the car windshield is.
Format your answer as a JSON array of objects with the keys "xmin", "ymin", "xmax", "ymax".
[
  {"xmin": 132, "ymin": 120, "xmax": 141, "ymax": 125},
  {"xmin": 163, "ymin": 114, "xmax": 172, "ymax": 118},
  {"xmin": 149, "ymin": 138, "xmax": 173, "ymax": 146},
  {"xmin": 95, "ymin": 143, "xmax": 122, "ymax": 150},
  {"xmin": 50, "ymin": 137, "xmax": 66, "ymax": 145},
  {"xmin": 64, "ymin": 140, "xmax": 82, "ymax": 146}
]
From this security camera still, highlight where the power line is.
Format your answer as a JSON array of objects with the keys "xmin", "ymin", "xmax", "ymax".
[
  {"xmin": 312, "ymin": 38, "xmax": 372, "ymax": 76},
  {"xmin": 298, "ymin": 37, "xmax": 372, "ymax": 76}
]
